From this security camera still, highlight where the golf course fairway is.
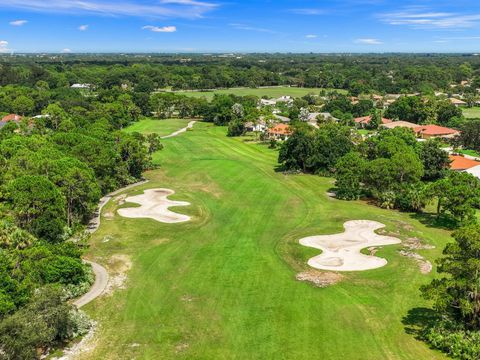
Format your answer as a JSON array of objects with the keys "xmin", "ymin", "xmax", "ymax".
[{"xmin": 81, "ymin": 120, "xmax": 448, "ymax": 359}]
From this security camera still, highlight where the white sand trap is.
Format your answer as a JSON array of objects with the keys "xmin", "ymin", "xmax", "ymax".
[
  {"xmin": 300, "ymin": 220, "xmax": 401, "ymax": 271},
  {"xmin": 117, "ymin": 188, "xmax": 191, "ymax": 223}
]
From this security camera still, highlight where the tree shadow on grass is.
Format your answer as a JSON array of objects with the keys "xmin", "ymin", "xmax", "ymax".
[
  {"xmin": 402, "ymin": 307, "xmax": 440, "ymax": 339},
  {"xmin": 409, "ymin": 212, "xmax": 458, "ymax": 231}
]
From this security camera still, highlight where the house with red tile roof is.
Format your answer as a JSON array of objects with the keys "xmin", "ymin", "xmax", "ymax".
[
  {"xmin": 449, "ymin": 155, "xmax": 480, "ymax": 171},
  {"xmin": 354, "ymin": 116, "xmax": 392, "ymax": 128},
  {"xmin": 414, "ymin": 124, "xmax": 460, "ymax": 139},
  {"xmin": 0, "ymin": 114, "xmax": 23, "ymax": 129},
  {"xmin": 267, "ymin": 123, "xmax": 292, "ymax": 140}
]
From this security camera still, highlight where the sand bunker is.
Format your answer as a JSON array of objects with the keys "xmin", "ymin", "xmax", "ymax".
[
  {"xmin": 117, "ymin": 188, "xmax": 190, "ymax": 223},
  {"xmin": 299, "ymin": 220, "xmax": 401, "ymax": 271}
]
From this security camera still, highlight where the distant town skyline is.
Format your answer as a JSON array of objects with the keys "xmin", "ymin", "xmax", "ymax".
[{"xmin": 0, "ymin": 0, "xmax": 480, "ymax": 53}]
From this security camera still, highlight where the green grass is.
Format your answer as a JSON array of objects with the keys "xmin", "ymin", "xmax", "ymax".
[
  {"xmin": 459, "ymin": 149, "xmax": 480, "ymax": 157},
  {"xmin": 463, "ymin": 107, "xmax": 480, "ymax": 119},
  {"xmin": 83, "ymin": 119, "xmax": 449, "ymax": 359},
  {"xmin": 168, "ymin": 86, "xmax": 346, "ymax": 100},
  {"xmin": 124, "ymin": 118, "xmax": 192, "ymax": 137}
]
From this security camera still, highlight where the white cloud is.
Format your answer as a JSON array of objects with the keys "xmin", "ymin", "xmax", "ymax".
[
  {"xmin": 0, "ymin": 0, "xmax": 218, "ymax": 19},
  {"xmin": 10, "ymin": 19, "xmax": 27, "ymax": 26},
  {"xmin": 142, "ymin": 25, "xmax": 177, "ymax": 33},
  {"xmin": 355, "ymin": 38, "xmax": 383, "ymax": 45},
  {"xmin": 78, "ymin": 24, "xmax": 89, "ymax": 31},
  {"xmin": 305, "ymin": 34, "xmax": 318, "ymax": 39},
  {"xmin": 379, "ymin": 8, "xmax": 480, "ymax": 29},
  {"xmin": 0, "ymin": 40, "xmax": 11, "ymax": 53},
  {"xmin": 229, "ymin": 23, "xmax": 276, "ymax": 34},
  {"xmin": 289, "ymin": 8, "xmax": 326, "ymax": 15},
  {"xmin": 62, "ymin": 48, "xmax": 72, "ymax": 53}
]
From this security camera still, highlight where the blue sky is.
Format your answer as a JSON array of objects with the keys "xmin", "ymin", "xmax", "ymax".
[{"xmin": 0, "ymin": 0, "xmax": 479, "ymax": 53}]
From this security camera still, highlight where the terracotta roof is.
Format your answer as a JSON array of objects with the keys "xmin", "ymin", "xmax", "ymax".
[
  {"xmin": 1, "ymin": 114, "xmax": 22, "ymax": 123},
  {"xmin": 382, "ymin": 120, "xmax": 418, "ymax": 129},
  {"xmin": 354, "ymin": 116, "xmax": 392, "ymax": 125},
  {"xmin": 449, "ymin": 155, "xmax": 480, "ymax": 170},
  {"xmin": 414, "ymin": 124, "xmax": 459, "ymax": 136},
  {"xmin": 267, "ymin": 124, "xmax": 292, "ymax": 136}
]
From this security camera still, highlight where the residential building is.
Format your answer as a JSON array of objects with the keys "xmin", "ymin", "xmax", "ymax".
[
  {"xmin": 354, "ymin": 116, "xmax": 392, "ymax": 127},
  {"xmin": 381, "ymin": 120, "xmax": 418, "ymax": 130},
  {"xmin": 414, "ymin": 125, "xmax": 460, "ymax": 139},
  {"xmin": 267, "ymin": 124, "xmax": 292, "ymax": 140},
  {"xmin": 449, "ymin": 155, "xmax": 480, "ymax": 171}
]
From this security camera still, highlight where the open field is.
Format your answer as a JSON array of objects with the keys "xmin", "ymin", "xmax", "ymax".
[
  {"xmin": 82, "ymin": 120, "xmax": 449, "ymax": 359},
  {"xmin": 124, "ymin": 118, "xmax": 192, "ymax": 136},
  {"xmin": 169, "ymin": 86, "xmax": 346, "ymax": 100},
  {"xmin": 463, "ymin": 106, "xmax": 480, "ymax": 119}
]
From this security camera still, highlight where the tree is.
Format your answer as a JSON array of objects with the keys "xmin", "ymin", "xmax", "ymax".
[
  {"xmin": 299, "ymin": 107, "xmax": 310, "ymax": 122},
  {"xmin": 418, "ymin": 140, "xmax": 451, "ymax": 181},
  {"xmin": 12, "ymin": 95, "xmax": 34, "ymax": 116},
  {"xmin": 456, "ymin": 120, "xmax": 480, "ymax": 152},
  {"xmin": 0, "ymin": 286, "xmax": 80, "ymax": 359},
  {"xmin": 335, "ymin": 152, "xmax": 365, "ymax": 200},
  {"xmin": 428, "ymin": 171, "xmax": 480, "ymax": 224},
  {"xmin": 421, "ymin": 224, "xmax": 480, "ymax": 329},
  {"xmin": 146, "ymin": 133, "xmax": 163, "ymax": 154},
  {"xmin": 278, "ymin": 129, "xmax": 313, "ymax": 172},
  {"xmin": 227, "ymin": 120, "xmax": 246, "ymax": 137},
  {"xmin": 367, "ymin": 110, "xmax": 381, "ymax": 130},
  {"xmin": 5, "ymin": 176, "xmax": 66, "ymax": 241}
]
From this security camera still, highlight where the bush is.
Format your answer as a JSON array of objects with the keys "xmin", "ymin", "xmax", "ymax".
[{"xmin": 422, "ymin": 320, "xmax": 480, "ymax": 360}]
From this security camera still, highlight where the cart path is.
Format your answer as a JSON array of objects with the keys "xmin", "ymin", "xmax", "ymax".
[
  {"xmin": 75, "ymin": 180, "xmax": 149, "ymax": 308},
  {"xmin": 161, "ymin": 120, "xmax": 196, "ymax": 139}
]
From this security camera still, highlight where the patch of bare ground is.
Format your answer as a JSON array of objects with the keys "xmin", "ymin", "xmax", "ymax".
[
  {"xmin": 103, "ymin": 211, "xmax": 114, "ymax": 220},
  {"xmin": 175, "ymin": 343, "xmax": 190, "ymax": 353},
  {"xmin": 296, "ymin": 270, "xmax": 344, "ymax": 288},
  {"xmin": 113, "ymin": 194, "xmax": 127, "ymax": 205},
  {"xmin": 104, "ymin": 254, "xmax": 132, "ymax": 295},
  {"xmin": 399, "ymin": 250, "xmax": 433, "ymax": 274}
]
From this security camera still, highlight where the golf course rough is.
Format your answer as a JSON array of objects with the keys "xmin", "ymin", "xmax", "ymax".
[
  {"xmin": 300, "ymin": 220, "xmax": 401, "ymax": 271},
  {"xmin": 117, "ymin": 188, "xmax": 191, "ymax": 223}
]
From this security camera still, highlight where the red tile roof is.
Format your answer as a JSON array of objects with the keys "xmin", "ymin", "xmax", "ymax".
[
  {"xmin": 449, "ymin": 155, "xmax": 480, "ymax": 170},
  {"xmin": 414, "ymin": 124, "xmax": 459, "ymax": 136},
  {"xmin": 1, "ymin": 114, "xmax": 22, "ymax": 123},
  {"xmin": 267, "ymin": 124, "xmax": 292, "ymax": 136},
  {"xmin": 354, "ymin": 116, "xmax": 392, "ymax": 125}
]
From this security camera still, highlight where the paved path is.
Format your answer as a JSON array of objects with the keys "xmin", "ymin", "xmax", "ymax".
[
  {"xmin": 161, "ymin": 120, "xmax": 197, "ymax": 139},
  {"xmin": 74, "ymin": 180, "xmax": 149, "ymax": 308},
  {"xmin": 74, "ymin": 260, "xmax": 109, "ymax": 308}
]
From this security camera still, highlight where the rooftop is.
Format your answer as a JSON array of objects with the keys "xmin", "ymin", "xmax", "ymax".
[{"xmin": 449, "ymin": 155, "xmax": 480, "ymax": 171}]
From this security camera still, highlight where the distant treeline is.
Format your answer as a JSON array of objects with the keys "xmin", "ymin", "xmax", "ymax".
[{"xmin": 0, "ymin": 54, "xmax": 479, "ymax": 93}]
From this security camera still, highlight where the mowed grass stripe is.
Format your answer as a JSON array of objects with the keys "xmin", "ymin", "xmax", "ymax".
[{"xmin": 83, "ymin": 120, "xmax": 448, "ymax": 359}]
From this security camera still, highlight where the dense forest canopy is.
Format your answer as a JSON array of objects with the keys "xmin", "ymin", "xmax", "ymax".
[{"xmin": 0, "ymin": 53, "xmax": 478, "ymax": 93}]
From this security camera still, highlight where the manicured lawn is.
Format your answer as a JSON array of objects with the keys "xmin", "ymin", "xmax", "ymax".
[
  {"xmin": 124, "ymin": 118, "xmax": 192, "ymax": 137},
  {"xmin": 169, "ymin": 86, "xmax": 346, "ymax": 100},
  {"xmin": 463, "ymin": 106, "xmax": 480, "ymax": 119},
  {"xmin": 459, "ymin": 149, "xmax": 480, "ymax": 157},
  {"xmin": 82, "ymin": 120, "xmax": 449, "ymax": 359}
]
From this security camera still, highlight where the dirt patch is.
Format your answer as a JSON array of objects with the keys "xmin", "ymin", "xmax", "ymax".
[
  {"xmin": 296, "ymin": 270, "xmax": 344, "ymax": 287},
  {"xmin": 175, "ymin": 343, "xmax": 189, "ymax": 353},
  {"xmin": 113, "ymin": 194, "xmax": 127, "ymax": 205},
  {"xmin": 104, "ymin": 254, "xmax": 132, "ymax": 295},
  {"xmin": 118, "ymin": 188, "xmax": 191, "ymax": 223},
  {"xmin": 399, "ymin": 250, "xmax": 433, "ymax": 274},
  {"xmin": 103, "ymin": 211, "xmax": 114, "ymax": 220},
  {"xmin": 404, "ymin": 237, "xmax": 435, "ymax": 250}
]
